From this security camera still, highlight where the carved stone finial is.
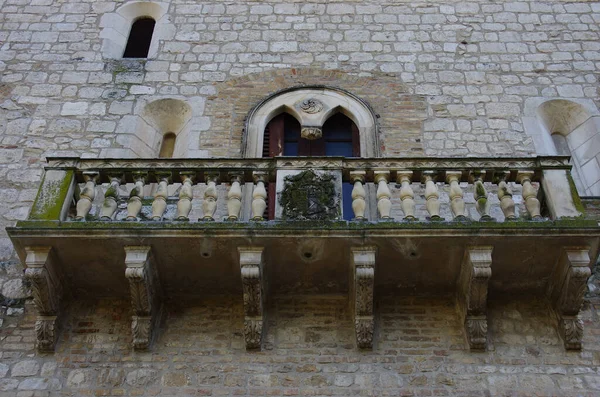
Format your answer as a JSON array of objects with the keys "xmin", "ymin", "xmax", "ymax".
[
  {"xmin": 24, "ymin": 246, "xmax": 63, "ymax": 352},
  {"xmin": 238, "ymin": 247, "xmax": 266, "ymax": 350},
  {"xmin": 548, "ymin": 248, "xmax": 591, "ymax": 350},
  {"xmin": 351, "ymin": 246, "xmax": 377, "ymax": 349},
  {"xmin": 124, "ymin": 246, "xmax": 163, "ymax": 350},
  {"xmin": 301, "ymin": 126, "xmax": 322, "ymax": 140},
  {"xmin": 457, "ymin": 246, "xmax": 493, "ymax": 350}
]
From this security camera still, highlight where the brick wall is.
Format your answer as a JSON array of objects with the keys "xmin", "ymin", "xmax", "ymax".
[{"xmin": 1, "ymin": 295, "xmax": 600, "ymax": 395}]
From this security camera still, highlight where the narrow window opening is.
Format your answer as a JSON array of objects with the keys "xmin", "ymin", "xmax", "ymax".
[
  {"xmin": 123, "ymin": 17, "xmax": 156, "ymax": 58},
  {"xmin": 159, "ymin": 132, "xmax": 176, "ymax": 158},
  {"xmin": 551, "ymin": 132, "xmax": 570, "ymax": 156}
]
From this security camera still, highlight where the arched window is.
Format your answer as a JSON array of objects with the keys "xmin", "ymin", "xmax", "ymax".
[
  {"xmin": 159, "ymin": 132, "xmax": 176, "ymax": 158},
  {"xmin": 123, "ymin": 17, "xmax": 156, "ymax": 58}
]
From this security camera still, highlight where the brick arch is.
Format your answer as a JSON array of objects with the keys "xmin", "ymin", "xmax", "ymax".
[{"xmin": 201, "ymin": 68, "xmax": 427, "ymax": 158}]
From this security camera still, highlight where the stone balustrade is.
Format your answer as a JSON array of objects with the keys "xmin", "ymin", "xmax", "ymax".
[{"xmin": 29, "ymin": 156, "xmax": 582, "ymax": 223}]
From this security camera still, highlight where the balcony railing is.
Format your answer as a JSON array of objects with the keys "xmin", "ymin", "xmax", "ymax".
[
  {"xmin": 27, "ymin": 156, "xmax": 584, "ymax": 224},
  {"xmin": 8, "ymin": 156, "xmax": 599, "ymax": 354}
]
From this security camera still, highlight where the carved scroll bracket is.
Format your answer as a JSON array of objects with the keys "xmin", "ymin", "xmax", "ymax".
[
  {"xmin": 238, "ymin": 246, "xmax": 266, "ymax": 350},
  {"xmin": 457, "ymin": 246, "xmax": 493, "ymax": 350},
  {"xmin": 351, "ymin": 246, "xmax": 377, "ymax": 349},
  {"xmin": 124, "ymin": 246, "xmax": 163, "ymax": 351},
  {"xmin": 548, "ymin": 248, "xmax": 591, "ymax": 350},
  {"xmin": 24, "ymin": 247, "xmax": 64, "ymax": 352}
]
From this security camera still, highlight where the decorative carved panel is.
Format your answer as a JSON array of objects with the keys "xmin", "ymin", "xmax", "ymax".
[
  {"xmin": 351, "ymin": 246, "xmax": 377, "ymax": 349},
  {"xmin": 238, "ymin": 247, "xmax": 266, "ymax": 350},
  {"xmin": 280, "ymin": 170, "xmax": 340, "ymax": 221},
  {"xmin": 457, "ymin": 246, "xmax": 493, "ymax": 350},
  {"xmin": 548, "ymin": 248, "xmax": 591, "ymax": 350},
  {"xmin": 24, "ymin": 247, "xmax": 63, "ymax": 352},
  {"xmin": 124, "ymin": 246, "xmax": 163, "ymax": 351}
]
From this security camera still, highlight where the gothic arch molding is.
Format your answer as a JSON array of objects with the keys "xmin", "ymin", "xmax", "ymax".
[{"xmin": 243, "ymin": 86, "xmax": 380, "ymax": 158}]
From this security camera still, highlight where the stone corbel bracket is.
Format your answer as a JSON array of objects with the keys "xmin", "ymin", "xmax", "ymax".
[
  {"xmin": 457, "ymin": 246, "xmax": 493, "ymax": 350},
  {"xmin": 24, "ymin": 247, "xmax": 64, "ymax": 352},
  {"xmin": 548, "ymin": 248, "xmax": 591, "ymax": 350},
  {"xmin": 238, "ymin": 246, "xmax": 266, "ymax": 350},
  {"xmin": 124, "ymin": 246, "xmax": 163, "ymax": 351},
  {"xmin": 351, "ymin": 246, "xmax": 377, "ymax": 349}
]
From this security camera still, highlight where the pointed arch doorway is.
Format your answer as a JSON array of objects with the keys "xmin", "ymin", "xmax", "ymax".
[{"xmin": 263, "ymin": 112, "xmax": 360, "ymax": 220}]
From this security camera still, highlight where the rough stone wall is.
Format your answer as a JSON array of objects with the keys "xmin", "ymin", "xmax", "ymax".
[
  {"xmin": 1, "ymin": 1, "xmax": 600, "ymax": 395},
  {"xmin": 1, "ymin": 295, "xmax": 600, "ymax": 395}
]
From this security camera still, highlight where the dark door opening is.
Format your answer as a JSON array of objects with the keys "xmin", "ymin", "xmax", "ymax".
[{"xmin": 263, "ymin": 112, "xmax": 360, "ymax": 220}]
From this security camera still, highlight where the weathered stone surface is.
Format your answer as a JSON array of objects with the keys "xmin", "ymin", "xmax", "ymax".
[{"xmin": 11, "ymin": 360, "xmax": 39, "ymax": 377}]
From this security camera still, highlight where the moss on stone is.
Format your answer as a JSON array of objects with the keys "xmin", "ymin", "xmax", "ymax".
[{"xmin": 29, "ymin": 170, "xmax": 74, "ymax": 221}]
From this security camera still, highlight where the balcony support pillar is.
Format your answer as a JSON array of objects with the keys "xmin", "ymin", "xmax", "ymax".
[
  {"xmin": 126, "ymin": 173, "xmax": 146, "ymax": 221},
  {"xmin": 471, "ymin": 171, "xmax": 493, "ymax": 221},
  {"xmin": 24, "ymin": 247, "xmax": 64, "ymax": 352},
  {"xmin": 202, "ymin": 173, "xmax": 220, "ymax": 221},
  {"xmin": 397, "ymin": 171, "xmax": 416, "ymax": 221},
  {"xmin": 446, "ymin": 171, "xmax": 467, "ymax": 221},
  {"xmin": 176, "ymin": 172, "xmax": 195, "ymax": 221},
  {"xmin": 251, "ymin": 172, "xmax": 268, "ymax": 221},
  {"xmin": 238, "ymin": 247, "xmax": 266, "ymax": 350},
  {"xmin": 548, "ymin": 248, "xmax": 591, "ymax": 350},
  {"xmin": 351, "ymin": 246, "xmax": 377, "ymax": 349},
  {"xmin": 375, "ymin": 171, "xmax": 391, "ymax": 220},
  {"xmin": 75, "ymin": 171, "xmax": 99, "ymax": 220},
  {"xmin": 124, "ymin": 246, "xmax": 163, "ymax": 351},
  {"xmin": 457, "ymin": 246, "xmax": 493, "ymax": 350},
  {"xmin": 350, "ymin": 171, "xmax": 366, "ymax": 220},
  {"xmin": 517, "ymin": 171, "xmax": 542, "ymax": 220},
  {"xmin": 100, "ymin": 174, "xmax": 123, "ymax": 221},
  {"xmin": 227, "ymin": 173, "xmax": 243, "ymax": 221},
  {"xmin": 423, "ymin": 172, "xmax": 441, "ymax": 220},
  {"xmin": 151, "ymin": 173, "xmax": 171, "ymax": 221}
]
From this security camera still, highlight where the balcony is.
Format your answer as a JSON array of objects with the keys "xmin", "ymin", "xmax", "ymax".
[{"xmin": 7, "ymin": 156, "xmax": 600, "ymax": 353}]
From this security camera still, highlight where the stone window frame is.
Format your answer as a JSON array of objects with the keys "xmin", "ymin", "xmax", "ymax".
[
  {"xmin": 243, "ymin": 86, "xmax": 380, "ymax": 158},
  {"xmin": 523, "ymin": 97, "xmax": 600, "ymax": 195},
  {"xmin": 100, "ymin": 1, "xmax": 171, "ymax": 59}
]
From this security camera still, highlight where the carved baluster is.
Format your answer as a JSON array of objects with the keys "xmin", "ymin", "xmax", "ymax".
[
  {"xmin": 24, "ymin": 247, "xmax": 63, "ymax": 352},
  {"xmin": 202, "ymin": 173, "xmax": 219, "ymax": 221},
  {"xmin": 496, "ymin": 172, "xmax": 516, "ymax": 220},
  {"xmin": 548, "ymin": 248, "xmax": 591, "ymax": 350},
  {"xmin": 100, "ymin": 175, "xmax": 123, "ymax": 221},
  {"xmin": 75, "ymin": 172, "xmax": 99, "ymax": 221},
  {"xmin": 517, "ymin": 171, "xmax": 542, "ymax": 220},
  {"xmin": 471, "ymin": 171, "xmax": 493, "ymax": 221},
  {"xmin": 350, "ymin": 171, "xmax": 366, "ymax": 220},
  {"xmin": 423, "ymin": 172, "xmax": 441, "ymax": 220},
  {"xmin": 227, "ymin": 173, "xmax": 243, "ymax": 221},
  {"xmin": 351, "ymin": 246, "xmax": 377, "ymax": 349},
  {"xmin": 126, "ymin": 173, "xmax": 146, "ymax": 221},
  {"xmin": 251, "ymin": 172, "xmax": 268, "ymax": 221},
  {"xmin": 151, "ymin": 173, "xmax": 171, "ymax": 221},
  {"xmin": 458, "ymin": 246, "xmax": 493, "ymax": 350},
  {"xmin": 176, "ymin": 173, "xmax": 194, "ymax": 221},
  {"xmin": 238, "ymin": 247, "xmax": 265, "ymax": 350},
  {"xmin": 375, "ymin": 171, "xmax": 391, "ymax": 220},
  {"xmin": 446, "ymin": 171, "xmax": 467, "ymax": 221},
  {"xmin": 124, "ymin": 246, "xmax": 163, "ymax": 350},
  {"xmin": 397, "ymin": 171, "xmax": 416, "ymax": 221}
]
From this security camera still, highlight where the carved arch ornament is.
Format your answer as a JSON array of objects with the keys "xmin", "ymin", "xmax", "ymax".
[{"xmin": 243, "ymin": 86, "xmax": 380, "ymax": 158}]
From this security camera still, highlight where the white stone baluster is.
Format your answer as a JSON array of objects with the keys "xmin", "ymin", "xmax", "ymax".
[
  {"xmin": 251, "ymin": 172, "xmax": 267, "ymax": 221},
  {"xmin": 375, "ymin": 171, "xmax": 391, "ymax": 220},
  {"xmin": 472, "ymin": 171, "xmax": 492, "ymax": 221},
  {"xmin": 497, "ymin": 172, "xmax": 516, "ymax": 221},
  {"xmin": 176, "ymin": 173, "xmax": 194, "ymax": 221},
  {"xmin": 100, "ymin": 175, "xmax": 122, "ymax": 221},
  {"xmin": 446, "ymin": 171, "xmax": 467, "ymax": 220},
  {"xmin": 202, "ymin": 173, "xmax": 219, "ymax": 221},
  {"xmin": 350, "ymin": 171, "xmax": 366, "ymax": 220},
  {"xmin": 75, "ymin": 171, "xmax": 99, "ymax": 221},
  {"xmin": 126, "ymin": 173, "xmax": 146, "ymax": 221},
  {"xmin": 423, "ymin": 172, "xmax": 441, "ymax": 220},
  {"xmin": 227, "ymin": 173, "xmax": 243, "ymax": 221},
  {"xmin": 517, "ymin": 171, "xmax": 542, "ymax": 220},
  {"xmin": 151, "ymin": 173, "xmax": 171, "ymax": 221},
  {"xmin": 397, "ymin": 171, "xmax": 416, "ymax": 221}
]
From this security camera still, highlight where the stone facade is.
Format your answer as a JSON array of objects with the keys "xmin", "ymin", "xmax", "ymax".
[{"xmin": 1, "ymin": 0, "xmax": 600, "ymax": 395}]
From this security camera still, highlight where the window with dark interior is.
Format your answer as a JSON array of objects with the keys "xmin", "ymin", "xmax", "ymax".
[
  {"xmin": 159, "ymin": 132, "xmax": 176, "ymax": 158},
  {"xmin": 123, "ymin": 17, "xmax": 156, "ymax": 58},
  {"xmin": 263, "ymin": 112, "xmax": 360, "ymax": 220}
]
